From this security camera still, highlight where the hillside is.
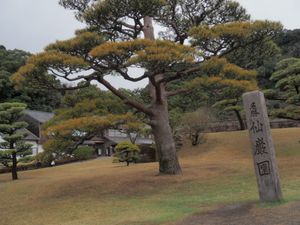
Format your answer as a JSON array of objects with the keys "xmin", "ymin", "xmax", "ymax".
[{"xmin": 1, "ymin": 128, "xmax": 300, "ymax": 225}]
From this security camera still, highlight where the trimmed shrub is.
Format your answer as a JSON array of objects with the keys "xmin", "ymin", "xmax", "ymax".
[
  {"xmin": 36, "ymin": 151, "xmax": 54, "ymax": 166},
  {"xmin": 17, "ymin": 162, "xmax": 36, "ymax": 171},
  {"xmin": 55, "ymin": 156, "xmax": 78, "ymax": 165},
  {"xmin": 73, "ymin": 146, "xmax": 95, "ymax": 160},
  {"xmin": 18, "ymin": 155, "xmax": 36, "ymax": 163},
  {"xmin": 114, "ymin": 141, "xmax": 140, "ymax": 166},
  {"xmin": 43, "ymin": 139, "xmax": 73, "ymax": 155},
  {"xmin": 0, "ymin": 162, "xmax": 37, "ymax": 173}
]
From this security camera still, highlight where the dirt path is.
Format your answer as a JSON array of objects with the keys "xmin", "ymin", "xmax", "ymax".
[{"xmin": 174, "ymin": 201, "xmax": 300, "ymax": 225}]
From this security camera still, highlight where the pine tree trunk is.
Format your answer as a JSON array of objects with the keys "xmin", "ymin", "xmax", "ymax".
[
  {"xmin": 234, "ymin": 110, "xmax": 245, "ymax": 130},
  {"xmin": 12, "ymin": 152, "xmax": 18, "ymax": 180},
  {"xmin": 143, "ymin": 16, "xmax": 181, "ymax": 175},
  {"xmin": 151, "ymin": 102, "xmax": 182, "ymax": 175},
  {"xmin": 192, "ymin": 133, "xmax": 199, "ymax": 146}
]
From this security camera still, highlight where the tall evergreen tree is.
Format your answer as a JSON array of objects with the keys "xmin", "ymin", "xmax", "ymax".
[
  {"xmin": 0, "ymin": 103, "xmax": 32, "ymax": 180},
  {"xmin": 13, "ymin": 0, "xmax": 281, "ymax": 174}
]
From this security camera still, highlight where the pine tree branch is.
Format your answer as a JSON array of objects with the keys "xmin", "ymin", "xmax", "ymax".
[
  {"xmin": 97, "ymin": 76, "xmax": 153, "ymax": 116},
  {"xmin": 120, "ymin": 21, "xmax": 141, "ymax": 30},
  {"xmin": 219, "ymin": 36, "xmax": 267, "ymax": 58},
  {"xmin": 48, "ymin": 68, "xmax": 93, "ymax": 82},
  {"xmin": 158, "ymin": 65, "xmax": 202, "ymax": 84},
  {"xmin": 166, "ymin": 88, "xmax": 191, "ymax": 97},
  {"xmin": 148, "ymin": 75, "xmax": 164, "ymax": 103},
  {"xmin": 115, "ymin": 68, "xmax": 149, "ymax": 82}
]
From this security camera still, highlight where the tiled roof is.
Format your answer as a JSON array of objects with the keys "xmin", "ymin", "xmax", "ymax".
[
  {"xmin": 24, "ymin": 110, "xmax": 54, "ymax": 123},
  {"xmin": 0, "ymin": 128, "xmax": 39, "ymax": 142},
  {"xmin": 105, "ymin": 136, "xmax": 154, "ymax": 145},
  {"xmin": 83, "ymin": 135, "xmax": 154, "ymax": 146},
  {"xmin": 18, "ymin": 128, "xmax": 40, "ymax": 141}
]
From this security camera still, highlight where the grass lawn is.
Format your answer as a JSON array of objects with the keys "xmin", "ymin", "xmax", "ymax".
[{"xmin": 1, "ymin": 128, "xmax": 300, "ymax": 225}]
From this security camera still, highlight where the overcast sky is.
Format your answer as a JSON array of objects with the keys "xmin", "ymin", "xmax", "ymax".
[
  {"xmin": 0, "ymin": 0, "xmax": 299, "ymax": 89},
  {"xmin": 1, "ymin": 0, "xmax": 300, "ymax": 53}
]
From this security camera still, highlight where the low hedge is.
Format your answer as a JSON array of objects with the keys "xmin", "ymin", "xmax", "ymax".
[{"xmin": 73, "ymin": 146, "xmax": 95, "ymax": 160}]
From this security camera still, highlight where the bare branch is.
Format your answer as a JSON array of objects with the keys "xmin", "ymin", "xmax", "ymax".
[
  {"xmin": 219, "ymin": 36, "xmax": 268, "ymax": 58},
  {"xmin": 166, "ymin": 88, "xmax": 191, "ymax": 97},
  {"xmin": 158, "ymin": 65, "xmax": 202, "ymax": 84},
  {"xmin": 48, "ymin": 68, "xmax": 92, "ymax": 82},
  {"xmin": 0, "ymin": 156, "xmax": 12, "ymax": 160},
  {"xmin": 115, "ymin": 68, "xmax": 149, "ymax": 82},
  {"xmin": 120, "ymin": 21, "xmax": 141, "ymax": 30},
  {"xmin": 97, "ymin": 76, "xmax": 153, "ymax": 116}
]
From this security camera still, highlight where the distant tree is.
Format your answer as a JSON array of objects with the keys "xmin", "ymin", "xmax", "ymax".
[
  {"xmin": 73, "ymin": 146, "xmax": 95, "ymax": 160},
  {"xmin": 0, "ymin": 46, "xmax": 30, "ymax": 102},
  {"xmin": 167, "ymin": 41, "xmax": 280, "ymax": 121},
  {"xmin": 118, "ymin": 119, "xmax": 148, "ymax": 144},
  {"xmin": 13, "ymin": 76, "xmax": 62, "ymax": 112},
  {"xmin": 114, "ymin": 141, "xmax": 140, "ymax": 166},
  {"xmin": 168, "ymin": 108, "xmax": 185, "ymax": 149},
  {"xmin": 180, "ymin": 108, "xmax": 214, "ymax": 146},
  {"xmin": 0, "ymin": 46, "xmax": 62, "ymax": 111},
  {"xmin": 169, "ymin": 108, "xmax": 183, "ymax": 134},
  {"xmin": 276, "ymin": 29, "xmax": 300, "ymax": 58},
  {"xmin": 0, "ymin": 70, "xmax": 16, "ymax": 101},
  {"xmin": 61, "ymin": 84, "xmax": 126, "ymax": 110},
  {"xmin": 271, "ymin": 58, "xmax": 300, "ymax": 101},
  {"xmin": 0, "ymin": 46, "xmax": 30, "ymax": 73},
  {"xmin": 43, "ymin": 112, "xmax": 139, "ymax": 159},
  {"xmin": 46, "ymin": 84, "xmax": 128, "ymax": 127},
  {"xmin": 0, "ymin": 103, "xmax": 32, "ymax": 180},
  {"xmin": 265, "ymin": 58, "xmax": 300, "ymax": 120},
  {"xmin": 213, "ymin": 99, "xmax": 244, "ymax": 129},
  {"xmin": 168, "ymin": 86, "xmax": 213, "ymax": 113},
  {"xmin": 226, "ymin": 39, "xmax": 280, "ymax": 68},
  {"xmin": 225, "ymin": 39, "xmax": 281, "ymax": 90},
  {"xmin": 192, "ymin": 57, "xmax": 257, "ymax": 130},
  {"xmin": 13, "ymin": 0, "xmax": 281, "ymax": 174},
  {"xmin": 42, "ymin": 84, "xmax": 146, "ymax": 160}
]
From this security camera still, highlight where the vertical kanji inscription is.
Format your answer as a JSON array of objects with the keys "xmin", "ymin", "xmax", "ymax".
[{"xmin": 243, "ymin": 91, "xmax": 282, "ymax": 202}]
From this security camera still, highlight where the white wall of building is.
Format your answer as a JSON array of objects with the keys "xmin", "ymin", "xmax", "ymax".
[{"xmin": 0, "ymin": 135, "xmax": 42, "ymax": 156}]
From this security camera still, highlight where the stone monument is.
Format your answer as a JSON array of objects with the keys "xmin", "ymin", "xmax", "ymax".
[{"xmin": 243, "ymin": 91, "xmax": 283, "ymax": 202}]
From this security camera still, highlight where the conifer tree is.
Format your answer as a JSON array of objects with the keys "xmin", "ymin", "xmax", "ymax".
[
  {"xmin": 114, "ymin": 141, "xmax": 140, "ymax": 166},
  {"xmin": 41, "ymin": 85, "xmax": 142, "ymax": 157},
  {"xmin": 0, "ymin": 103, "xmax": 32, "ymax": 180},
  {"xmin": 203, "ymin": 58, "xmax": 258, "ymax": 130},
  {"xmin": 265, "ymin": 58, "xmax": 300, "ymax": 120},
  {"xmin": 13, "ymin": 0, "xmax": 282, "ymax": 174}
]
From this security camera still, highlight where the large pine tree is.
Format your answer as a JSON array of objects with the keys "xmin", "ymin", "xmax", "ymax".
[{"xmin": 13, "ymin": 0, "xmax": 282, "ymax": 174}]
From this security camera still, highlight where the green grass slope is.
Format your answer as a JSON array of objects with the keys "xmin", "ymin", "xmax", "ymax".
[{"xmin": 1, "ymin": 128, "xmax": 300, "ymax": 225}]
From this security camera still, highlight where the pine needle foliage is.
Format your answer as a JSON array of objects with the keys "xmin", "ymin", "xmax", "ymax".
[
  {"xmin": 0, "ymin": 102, "xmax": 32, "ymax": 180},
  {"xmin": 114, "ymin": 141, "xmax": 140, "ymax": 166}
]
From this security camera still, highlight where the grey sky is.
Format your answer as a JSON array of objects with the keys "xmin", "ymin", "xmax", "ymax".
[
  {"xmin": 237, "ymin": 0, "xmax": 300, "ymax": 29},
  {"xmin": 0, "ymin": 0, "xmax": 83, "ymax": 53},
  {"xmin": 1, "ymin": 0, "xmax": 299, "ymax": 53},
  {"xmin": 0, "ymin": 0, "xmax": 299, "ymax": 89}
]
